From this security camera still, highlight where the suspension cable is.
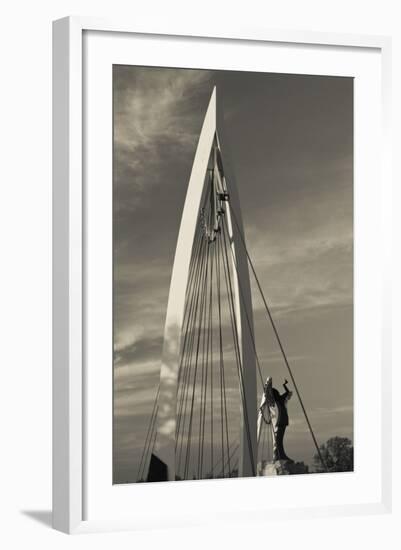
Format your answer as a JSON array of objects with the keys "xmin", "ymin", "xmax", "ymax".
[
  {"xmin": 220, "ymin": 218, "xmax": 256, "ymax": 476},
  {"xmin": 220, "ymin": 213, "xmax": 265, "ymax": 389},
  {"xmin": 216, "ymin": 233, "xmax": 232, "ymax": 477},
  {"xmin": 229, "ymin": 206, "xmax": 328, "ymax": 472},
  {"xmin": 136, "ymin": 387, "xmax": 159, "ymax": 481}
]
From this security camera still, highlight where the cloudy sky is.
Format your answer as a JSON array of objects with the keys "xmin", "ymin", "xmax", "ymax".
[{"xmin": 113, "ymin": 65, "xmax": 353, "ymax": 483}]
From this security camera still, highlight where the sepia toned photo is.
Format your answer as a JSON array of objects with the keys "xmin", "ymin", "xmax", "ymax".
[{"xmin": 113, "ymin": 65, "xmax": 353, "ymax": 484}]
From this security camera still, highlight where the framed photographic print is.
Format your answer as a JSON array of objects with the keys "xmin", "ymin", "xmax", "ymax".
[{"xmin": 52, "ymin": 17, "xmax": 392, "ymax": 533}]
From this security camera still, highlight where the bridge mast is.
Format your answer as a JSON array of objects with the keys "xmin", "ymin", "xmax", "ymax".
[{"xmin": 151, "ymin": 87, "xmax": 257, "ymax": 480}]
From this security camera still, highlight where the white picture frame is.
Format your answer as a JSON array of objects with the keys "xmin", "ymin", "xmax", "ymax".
[{"xmin": 52, "ymin": 16, "xmax": 392, "ymax": 534}]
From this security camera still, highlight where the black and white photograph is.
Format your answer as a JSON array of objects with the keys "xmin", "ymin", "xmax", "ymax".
[{"xmin": 113, "ymin": 65, "xmax": 354, "ymax": 484}]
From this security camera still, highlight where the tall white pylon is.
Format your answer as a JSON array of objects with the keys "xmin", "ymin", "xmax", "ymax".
[{"xmin": 150, "ymin": 87, "xmax": 257, "ymax": 481}]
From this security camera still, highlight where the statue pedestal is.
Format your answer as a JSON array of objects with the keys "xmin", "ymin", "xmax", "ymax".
[{"xmin": 258, "ymin": 459, "xmax": 309, "ymax": 476}]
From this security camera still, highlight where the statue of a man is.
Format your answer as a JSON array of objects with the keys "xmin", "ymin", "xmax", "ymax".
[{"xmin": 258, "ymin": 377, "xmax": 293, "ymax": 462}]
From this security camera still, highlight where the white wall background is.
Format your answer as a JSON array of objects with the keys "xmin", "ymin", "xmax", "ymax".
[{"xmin": 0, "ymin": 1, "xmax": 399, "ymax": 548}]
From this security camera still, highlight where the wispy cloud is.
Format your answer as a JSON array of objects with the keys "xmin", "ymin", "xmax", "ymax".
[{"xmin": 114, "ymin": 67, "xmax": 213, "ymax": 211}]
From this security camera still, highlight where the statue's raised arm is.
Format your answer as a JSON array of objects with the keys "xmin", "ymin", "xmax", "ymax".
[{"xmin": 282, "ymin": 379, "xmax": 293, "ymax": 403}]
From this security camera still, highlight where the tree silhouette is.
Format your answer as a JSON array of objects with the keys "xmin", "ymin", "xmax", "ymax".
[{"xmin": 314, "ymin": 436, "xmax": 353, "ymax": 473}]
